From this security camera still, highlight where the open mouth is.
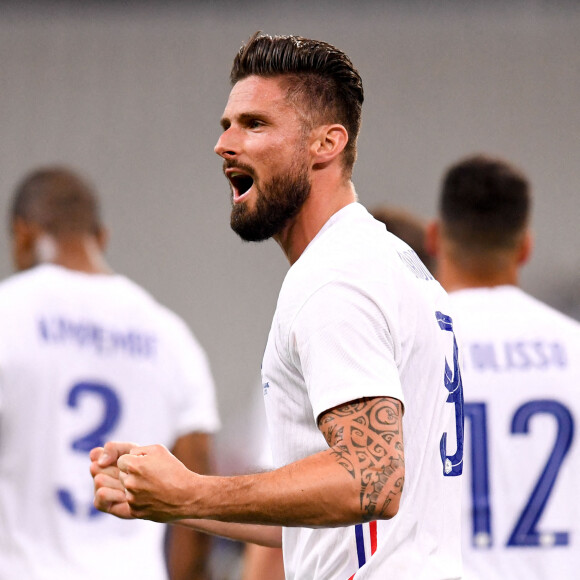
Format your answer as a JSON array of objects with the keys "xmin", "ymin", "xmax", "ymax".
[{"xmin": 229, "ymin": 171, "xmax": 254, "ymax": 200}]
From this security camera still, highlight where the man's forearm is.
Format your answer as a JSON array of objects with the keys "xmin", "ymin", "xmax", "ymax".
[
  {"xmin": 176, "ymin": 398, "xmax": 405, "ymax": 528},
  {"xmin": 176, "ymin": 448, "xmax": 390, "ymax": 528}
]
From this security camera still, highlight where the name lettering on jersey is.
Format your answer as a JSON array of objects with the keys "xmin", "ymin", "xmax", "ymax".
[
  {"xmin": 38, "ymin": 317, "xmax": 157, "ymax": 359},
  {"xmin": 466, "ymin": 340, "xmax": 567, "ymax": 372},
  {"xmin": 396, "ymin": 249, "xmax": 434, "ymax": 281}
]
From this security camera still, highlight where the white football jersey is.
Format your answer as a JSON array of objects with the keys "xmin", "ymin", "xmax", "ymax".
[
  {"xmin": 262, "ymin": 203, "xmax": 464, "ymax": 579},
  {"xmin": 0, "ymin": 264, "xmax": 220, "ymax": 580},
  {"xmin": 450, "ymin": 286, "xmax": 580, "ymax": 580}
]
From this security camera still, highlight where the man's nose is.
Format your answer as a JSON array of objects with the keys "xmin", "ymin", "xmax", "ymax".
[{"xmin": 214, "ymin": 128, "xmax": 237, "ymax": 158}]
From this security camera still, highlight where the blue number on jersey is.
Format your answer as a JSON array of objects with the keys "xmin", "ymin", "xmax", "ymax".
[
  {"xmin": 57, "ymin": 381, "xmax": 121, "ymax": 517},
  {"xmin": 464, "ymin": 402, "xmax": 492, "ymax": 547},
  {"xmin": 67, "ymin": 382, "xmax": 121, "ymax": 451},
  {"xmin": 466, "ymin": 398, "xmax": 574, "ymax": 548},
  {"xmin": 508, "ymin": 399, "xmax": 574, "ymax": 547},
  {"xmin": 436, "ymin": 311, "xmax": 465, "ymax": 476}
]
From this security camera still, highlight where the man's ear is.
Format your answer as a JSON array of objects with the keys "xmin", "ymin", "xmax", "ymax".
[
  {"xmin": 425, "ymin": 220, "xmax": 440, "ymax": 257},
  {"xmin": 11, "ymin": 217, "xmax": 42, "ymax": 271},
  {"xmin": 517, "ymin": 230, "xmax": 533, "ymax": 266},
  {"xmin": 12, "ymin": 218, "xmax": 37, "ymax": 252},
  {"xmin": 310, "ymin": 124, "xmax": 349, "ymax": 166}
]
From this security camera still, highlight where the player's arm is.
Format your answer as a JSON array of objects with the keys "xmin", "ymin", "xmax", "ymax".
[
  {"xmin": 167, "ymin": 432, "xmax": 213, "ymax": 580},
  {"xmin": 92, "ymin": 396, "xmax": 404, "ymax": 529}
]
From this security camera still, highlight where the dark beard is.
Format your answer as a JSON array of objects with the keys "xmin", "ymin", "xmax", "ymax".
[{"xmin": 230, "ymin": 167, "xmax": 311, "ymax": 242}]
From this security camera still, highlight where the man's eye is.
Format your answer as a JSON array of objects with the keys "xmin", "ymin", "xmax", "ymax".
[{"xmin": 249, "ymin": 120, "xmax": 263, "ymax": 129}]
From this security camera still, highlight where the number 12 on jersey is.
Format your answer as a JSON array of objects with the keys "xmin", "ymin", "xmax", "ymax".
[{"xmin": 465, "ymin": 399, "xmax": 574, "ymax": 549}]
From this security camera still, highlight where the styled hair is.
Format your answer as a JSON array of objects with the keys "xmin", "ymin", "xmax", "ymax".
[
  {"xmin": 230, "ymin": 32, "xmax": 364, "ymax": 173},
  {"xmin": 372, "ymin": 206, "xmax": 435, "ymax": 273},
  {"xmin": 439, "ymin": 154, "xmax": 531, "ymax": 253},
  {"xmin": 11, "ymin": 166, "xmax": 103, "ymax": 237}
]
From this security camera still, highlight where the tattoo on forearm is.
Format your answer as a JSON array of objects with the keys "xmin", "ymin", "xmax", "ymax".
[{"xmin": 318, "ymin": 397, "xmax": 404, "ymax": 520}]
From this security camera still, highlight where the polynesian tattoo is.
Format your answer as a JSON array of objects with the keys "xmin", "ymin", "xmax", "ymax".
[{"xmin": 318, "ymin": 396, "xmax": 404, "ymax": 520}]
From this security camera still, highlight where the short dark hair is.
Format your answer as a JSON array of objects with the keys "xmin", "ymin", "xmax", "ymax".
[
  {"xmin": 439, "ymin": 154, "xmax": 531, "ymax": 252},
  {"xmin": 230, "ymin": 32, "xmax": 364, "ymax": 173},
  {"xmin": 11, "ymin": 166, "xmax": 103, "ymax": 237}
]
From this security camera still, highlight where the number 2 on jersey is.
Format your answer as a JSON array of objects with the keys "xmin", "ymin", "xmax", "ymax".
[
  {"xmin": 57, "ymin": 381, "xmax": 122, "ymax": 517},
  {"xmin": 437, "ymin": 311, "xmax": 465, "ymax": 477},
  {"xmin": 466, "ymin": 399, "xmax": 574, "ymax": 548}
]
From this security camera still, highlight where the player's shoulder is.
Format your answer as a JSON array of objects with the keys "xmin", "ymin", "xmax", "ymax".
[
  {"xmin": 115, "ymin": 276, "xmax": 195, "ymax": 336},
  {"xmin": 521, "ymin": 291, "xmax": 580, "ymax": 335},
  {"xmin": 148, "ymin": 298, "xmax": 196, "ymax": 340},
  {"xmin": 283, "ymin": 207, "xmax": 443, "ymax": 326},
  {"xmin": 0, "ymin": 266, "xmax": 51, "ymax": 302},
  {"xmin": 450, "ymin": 286, "xmax": 580, "ymax": 341},
  {"xmin": 301, "ymin": 202, "xmax": 407, "ymax": 275}
]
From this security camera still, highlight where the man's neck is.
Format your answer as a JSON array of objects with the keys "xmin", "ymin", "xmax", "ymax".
[
  {"xmin": 38, "ymin": 235, "xmax": 111, "ymax": 274},
  {"xmin": 436, "ymin": 254, "xmax": 519, "ymax": 293},
  {"xmin": 274, "ymin": 180, "xmax": 357, "ymax": 265}
]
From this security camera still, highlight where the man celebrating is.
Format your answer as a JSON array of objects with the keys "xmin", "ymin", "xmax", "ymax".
[{"xmin": 92, "ymin": 33, "xmax": 463, "ymax": 579}]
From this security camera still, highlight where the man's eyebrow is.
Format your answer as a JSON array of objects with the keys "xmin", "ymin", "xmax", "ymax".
[
  {"xmin": 220, "ymin": 111, "xmax": 272, "ymax": 130},
  {"xmin": 238, "ymin": 111, "xmax": 270, "ymax": 122}
]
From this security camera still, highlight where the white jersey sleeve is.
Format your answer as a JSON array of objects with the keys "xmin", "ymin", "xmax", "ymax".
[{"xmin": 289, "ymin": 277, "xmax": 404, "ymax": 422}]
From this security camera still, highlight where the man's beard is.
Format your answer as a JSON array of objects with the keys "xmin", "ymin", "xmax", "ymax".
[{"xmin": 230, "ymin": 163, "xmax": 311, "ymax": 242}]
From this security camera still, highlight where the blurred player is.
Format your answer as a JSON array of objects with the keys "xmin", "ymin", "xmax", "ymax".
[
  {"xmin": 0, "ymin": 167, "xmax": 220, "ymax": 580},
  {"xmin": 427, "ymin": 154, "xmax": 580, "ymax": 579},
  {"xmin": 92, "ymin": 33, "xmax": 464, "ymax": 579}
]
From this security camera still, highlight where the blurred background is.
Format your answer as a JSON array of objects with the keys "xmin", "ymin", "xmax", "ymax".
[{"xmin": 1, "ymin": 0, "xmax": 579, "ymax": 494}]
